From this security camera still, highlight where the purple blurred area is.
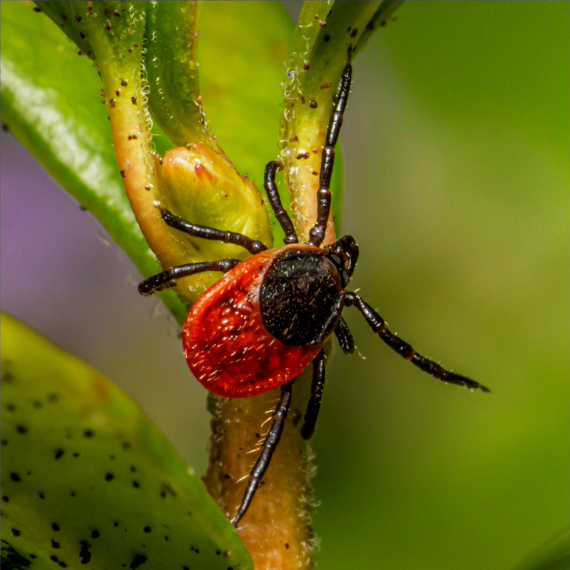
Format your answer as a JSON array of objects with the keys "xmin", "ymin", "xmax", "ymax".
[{"xmin": 0, "ymin": 130, "xmax": 211, "ymax": 471}]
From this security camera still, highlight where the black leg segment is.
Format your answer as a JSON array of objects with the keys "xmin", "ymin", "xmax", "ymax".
[
  {"xmin": 159, "ymin": 207, "xmax": 267, "ymax": 255},
  {"xmin": 264, "ymin": 161, "xmax": 298, "ymax": 244},
  {"xmin": 138, "ymin": 259, "xmax": 241, "ymax": 296},
  {"xmin": 231, "ymin": 380, "xmax": 294, "ymax": 527},
  {"xmin": 301, "ymin": 349, "xmax": 326, "ymax": 441},
  {"xmin": 309, "ymin": 63, "xmax": 353, "ymax": 247},
  {"xmin": 334, "ymin": 317, "xmax": 355, "ymax": 355},
  {"xmin": 345, "ymin": 292, "xmax": 491, "ymax": 393}
]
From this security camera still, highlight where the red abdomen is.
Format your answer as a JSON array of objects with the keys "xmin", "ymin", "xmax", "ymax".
[{"xmin": 182, "ymin": 248, "xmax": 321, "ymax": 397}]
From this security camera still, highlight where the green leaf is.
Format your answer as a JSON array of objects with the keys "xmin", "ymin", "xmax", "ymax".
[
  {"xmin": 515, "ymin": 531, "xmax": 570, "ymax": 570},
  {"xmin": 0, "ymin": 312, "xmax": 253, "ymax": 570},
  {"xmin": 145, "ymin": 1, "xmax": 209, "ymax": 148}
]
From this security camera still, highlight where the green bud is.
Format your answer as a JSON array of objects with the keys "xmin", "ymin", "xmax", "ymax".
[{"xmin": 150, "ymin": 143, "xmax": 273, "ymax": 301}]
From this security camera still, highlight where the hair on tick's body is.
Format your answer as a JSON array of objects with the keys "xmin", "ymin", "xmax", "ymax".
[{"xmin": 139, "ymin": 63, "xmax": 490, "ymax": 527}]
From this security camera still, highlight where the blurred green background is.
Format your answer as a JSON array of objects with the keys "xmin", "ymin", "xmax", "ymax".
[{"xmin": 2, "ymin": 2, "xmax": 568, "ymax": 569}]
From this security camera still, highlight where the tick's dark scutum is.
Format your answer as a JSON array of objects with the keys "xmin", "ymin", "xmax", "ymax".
[{"xmin": 260, "ymin": 247, "xmax": 344, "ymax": 346}]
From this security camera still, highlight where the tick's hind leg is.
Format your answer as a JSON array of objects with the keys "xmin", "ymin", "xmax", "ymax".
[
  {"xmin": 345, "ymin": 292, "xmax": 491, "ymax": 393},
  {"xmin": 159, "ymin": 207, "xmax": 267, "ymax": 254},
  {"xmin": 232, "ymin": 380, "xmax": 294, "ymax": 527},
  {"xmin": 301, "ymin": 349, "xmax": 326, "ymax": 441},
  {"xmin": 138, "ymin": 259, "xmax": 241, "ymax": 296}
]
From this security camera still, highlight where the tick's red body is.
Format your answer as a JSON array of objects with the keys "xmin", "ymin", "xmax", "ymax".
[{"xmin": 183, "ymin": 245, "xmax": 323, "ymax": 398}]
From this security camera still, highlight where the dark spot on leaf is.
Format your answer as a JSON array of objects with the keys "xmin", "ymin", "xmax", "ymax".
[
  {"xmin": 91, "ymin": 530, "xmax": 100, "ymax": 539},
  {"xmin": 1, "ymin": 542, "xmax": 32, "ymax": 567},
  {"xmin": 55, "ymin": 449, "xmax": 65, "ymax": 460},
  {"xmin": 74, "ymin": 14, "xmax": 82, "ymax": 22},
  {"xmin": 39, "ymin": 492, "xmax": 45, "ymax": 499},
  {"xmin": 10, "ymin": 473, "xmax": 20, "ymax": 483},
  {"xmin": 130, "ymin": 466, "xmax": 136, "ymax": 472},
  {"xmin": 122, "ymin": 441, "xmax": 131, "ymax": 450},
  {"xmin": 58, "ymin": 561, "xmax": 68, "ymax": 568},
  {"xmin": 121, "ymin": 80, "xmax": 128, "ymax": 86},
  {"xmin": 52, "ymin": 523, "xmax": 60, "ymax": 532},
  {"xmin": 143, "ymin": 526, "xmax": 151, "ymax": 533},
  {"xmin": 131, "ymin": 97, "xmax": 137, "ymax": 105},
  {"xmin": 33, "ymin": 6, "xmax": 42, "ymax": 11},
  {"xmin": 2, "ymin": 496, "xmax": 9, "ymax": 503},
  {"xmin": 16, "ymin": 425, "xmax": 27, "ymax": 434},
  {"xmin": 324, "ymin": 34, "xmax": 331, "ymax": 42},
  {"xmin": 105, "ymin": 473, "xmax": 115, "ymax": 482},
  {"xmin": 114, "ymin": 521, "xmax": 120, "ymax": 527},
  {"xmin": 164, "ymin": 536, "xmax": 169, "ymax": 541},
  {"xmin": 160, "ymin": 483, "xmax": 177, "ymax": 497},
  {"xmin": 73, "ymin": 453, "xmax": 80, "ymax": 458},
  {"xmin": 51, "ymin": 555, "xmax": 59, "ymax": 563},
  {"xmin": 5, "ymin": 403, "xmax": 16, "ymax": 412},
  {"xmin": 11, "ymin": 528, "xmax": 21, "ymax": 537},
  {"xmin": 130, "ymin": 554, "xmax": 147, "ymax": 569},
  {"xmin": 309, "ymin": 100, "xmax": 317, "ymax": 109},
  {"xmin": 132, "ymin": 481, "xmax": 140, "ymax": 488},
  {"xmin": 51, "ymin": 540, "xmax": 60, "ymax": 549},
  {"xmin": 350, "ymin": 28, "xmax": 358, "ymax": 38},
  {"xmin": 105, "ymin": 22, "xmax": 112, "ymax": 30},
  {"xmin": 32, "ymin": 400, "xmax": 42, "ymax": 409},
  {"xmin": 84, "ymin": 429, "xmax": 94, "ymax": 438},
  {"xmin": 79, "ymin": 540, "xmax": 91, "ymax": 564},
  {"xmin": 47, "ymin": 393, "xmax": 60, "ymax": 403}
]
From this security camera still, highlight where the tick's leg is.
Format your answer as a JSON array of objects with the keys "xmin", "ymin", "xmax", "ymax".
[
  {"xmin": 309, "ymin": 64, "xmax": 352, "ymax": 247},
  {"xmin": 159, "ymin": 207, "xmax": 267, "ymax": 254},
  {"xmin": 334, "ymin": 317, "xmax": 355, "ymax": 355},
  {"xmin": 301, "ymin": 349, "xmax": 326, "ymax": 441},
  {"xmin": 264, "ymin": 161, "xmax": 298, "ymax": 244},
  {"xmin": 138, "ymin": 259, "xmax": 241, "ymax": 296},
  {"xmin": 345, "ymin": 292, "xmax": 491, "ymax": 393},
  {"xmin": 231, "ymin": 380, "xmax": 294, "ymax": 527}
]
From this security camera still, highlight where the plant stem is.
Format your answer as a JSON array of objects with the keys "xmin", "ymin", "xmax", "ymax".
[{"xmin": 204, "ymin": 371, "xmax": 315, "ymax": 569}]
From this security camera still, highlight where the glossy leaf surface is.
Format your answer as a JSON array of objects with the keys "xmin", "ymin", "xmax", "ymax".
[{"xmin": 0, "ymin": 312, "xmax": 252, "ymax": 570}]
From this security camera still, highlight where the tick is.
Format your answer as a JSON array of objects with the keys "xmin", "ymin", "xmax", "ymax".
[{"xmin": 139, "ymin": 63, "xmax": 490, "ymax": 526}]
